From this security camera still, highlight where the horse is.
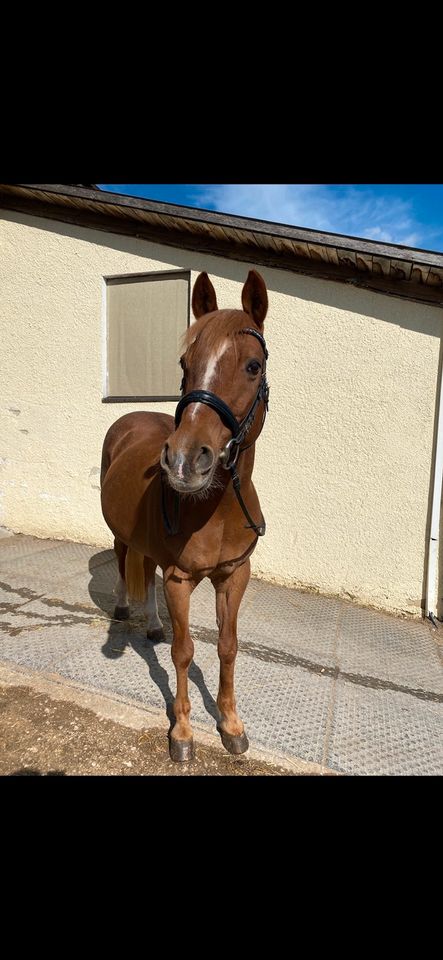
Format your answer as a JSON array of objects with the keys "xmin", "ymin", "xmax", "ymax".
[{"xmin": 100, "ymin": 269, "xmax": 269, "ymax": 762}]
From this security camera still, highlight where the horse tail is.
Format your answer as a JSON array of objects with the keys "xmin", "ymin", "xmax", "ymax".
[{"xmin": 125, "ymin": 548, "xmax": 145, "ymax": 602}]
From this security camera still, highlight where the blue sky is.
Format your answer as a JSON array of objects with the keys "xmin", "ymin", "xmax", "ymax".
[{"xmin": 97, "ymin": 184, "xmax": 443, "ymax": 253}]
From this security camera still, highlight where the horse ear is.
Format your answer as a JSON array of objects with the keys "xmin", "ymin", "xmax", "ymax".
[
  {"xmin": 192, "ymin": 272, "xmax": 218, "ymax": 319},
  {"xmin": 241, "ymin": 270, "xmax": 268, "ymax": 328}
]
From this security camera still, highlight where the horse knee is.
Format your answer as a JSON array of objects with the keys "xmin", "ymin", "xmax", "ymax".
[
  {"xmin": 173, "ymin": 654, "xmax": 193, "ymax": 672},
  {"xmin": 217, "ymin": 642, "xmax": 237, "ymax": 666},
  {"xmin": 171, "ymin": 637, "xmax": 194, "ymax": 671}
]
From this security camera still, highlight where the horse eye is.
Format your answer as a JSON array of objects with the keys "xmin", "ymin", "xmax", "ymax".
[{"xmin": 246, "ymin": 361, "xmax": 261, "ymax": 375}]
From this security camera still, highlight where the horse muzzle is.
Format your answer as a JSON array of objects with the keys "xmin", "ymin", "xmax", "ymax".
[{"xmin": 160, "ymin": 441, "xmax": 216, "ymax": 493}]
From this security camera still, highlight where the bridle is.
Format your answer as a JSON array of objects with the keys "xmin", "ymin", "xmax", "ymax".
[
  {"xmin": 176, "ymin": 328, "xmax": 269, "ymax": 470},
  {"xmin": 161, "ymin": 327, "xmax": 269, "ymax": 538}
]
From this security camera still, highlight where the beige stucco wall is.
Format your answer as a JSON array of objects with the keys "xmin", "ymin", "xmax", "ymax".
[{"xmin": 1, "ymin": 209, "xmax": 442, "ymax": 616}]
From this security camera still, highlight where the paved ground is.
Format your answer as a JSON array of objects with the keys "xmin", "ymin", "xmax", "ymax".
[{"xmin": 0, "ymin": 531, "xmax": 442, "ymax": 776}]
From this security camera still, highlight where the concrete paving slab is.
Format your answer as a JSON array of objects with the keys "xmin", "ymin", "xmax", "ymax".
[
  {"xmin": 327, "ymin": 679, "xmax": 442, "ymax": 776},
  {"xmin": 338, "ymin": 603, "xmax": 443, "ymax": 694}
]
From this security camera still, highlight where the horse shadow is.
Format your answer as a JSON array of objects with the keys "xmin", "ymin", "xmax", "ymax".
[{"xmin": 87, "ymin": 551, "xmax": 219, "ymax": 727}]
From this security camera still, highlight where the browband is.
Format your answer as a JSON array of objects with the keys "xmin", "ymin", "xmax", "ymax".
[{"xmin": 239, "ymin": 328, "xmax": 268, "ymax": 359}]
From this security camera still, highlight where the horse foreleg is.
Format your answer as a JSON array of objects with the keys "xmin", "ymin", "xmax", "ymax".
[
  {"xmin": 213, "ymin": 559, "xmax": 250, "ymax": 755},
  {"xmin": 143, "ymin": 557, "xmax": 165, "ymax": 641},
  {"xmin": 163, "ymin": 567, "xmax": 196, "ymax": 762}
]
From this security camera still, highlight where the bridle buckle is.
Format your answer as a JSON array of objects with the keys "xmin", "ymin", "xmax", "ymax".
[{"xmin": 220, "ymin": 437, "xmax": 240, "ymax": 470}]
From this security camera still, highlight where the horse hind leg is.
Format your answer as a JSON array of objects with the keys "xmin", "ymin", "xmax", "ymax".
[
  {"xmin": 121, "ymin": 549, "xmax": 165, "ymax": 640},
  {"xmin": 113, "ymin": 537, "xmax": 130, "ymax": 620},
  {"xmin": 144, "ymin": 557, "xmax": 165, "ymax": 642}
]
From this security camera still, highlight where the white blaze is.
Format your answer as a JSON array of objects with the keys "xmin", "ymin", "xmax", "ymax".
[{"xmin": 190, "ymin": 340, "xmax": 229, "ymax": 419}]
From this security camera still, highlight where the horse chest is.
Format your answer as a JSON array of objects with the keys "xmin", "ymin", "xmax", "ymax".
[{"xmin": 168, "ymin": 522, "xmax": 257, "ymax": 580}]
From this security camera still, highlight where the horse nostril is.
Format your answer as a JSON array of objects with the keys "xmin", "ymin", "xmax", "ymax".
[
  {"xmin": 196, "ymin": 445, "xmax": 214, "ymax": 474},
  {"xmin": 163, "ymin": 443, "xmax": 170, "ymax": 468}
]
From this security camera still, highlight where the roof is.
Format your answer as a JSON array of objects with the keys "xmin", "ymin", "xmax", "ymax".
[{"xmin": 1, "ymin": 183, "xmax": 442, "ymax": 307}]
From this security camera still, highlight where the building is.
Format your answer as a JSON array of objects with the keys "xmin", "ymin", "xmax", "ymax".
[{"xmin": 1, "ymin": 183, "xmax": 443, "ymax": 619}]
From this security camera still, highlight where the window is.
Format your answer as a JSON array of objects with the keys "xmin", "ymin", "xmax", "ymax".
[{"xmin": 104, "ymin": 270, "xmax": 190, "ymax": 401}]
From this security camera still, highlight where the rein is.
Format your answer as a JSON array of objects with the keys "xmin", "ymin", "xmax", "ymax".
[{"xmin": 162, "ymin": 327, "xmax": 269, "ymax": 538}]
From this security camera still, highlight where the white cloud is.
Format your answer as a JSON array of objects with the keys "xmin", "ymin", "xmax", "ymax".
[{"xmin": 193, "ymin": 184, "xmax": 434, "ymax": 249}]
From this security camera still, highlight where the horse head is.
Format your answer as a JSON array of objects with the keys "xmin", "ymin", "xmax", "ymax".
[{"xmin": 160, "ymin": 270, "xmax": 269, "ymax": 496}]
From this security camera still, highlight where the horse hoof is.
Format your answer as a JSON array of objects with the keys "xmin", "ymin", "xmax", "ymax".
[
  {"xmin": 146, "ymin": 627, "xmax": 165, "ymax": 643},
  {"xmin": 217, "ymin": 726, "xmax": 249, "ymax": 755},
  {"xmin": 169, "ymin": 737, "xmax": 194, "ymax": 763},
  {"xmin": 114, "ymin": 605, "xmax": 130, "ymax": 621}
]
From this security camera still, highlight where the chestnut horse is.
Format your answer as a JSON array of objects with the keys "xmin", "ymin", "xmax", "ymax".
[{"xmin": 100, "ymin": 270, "xmax": 269, "ymax": 761}]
